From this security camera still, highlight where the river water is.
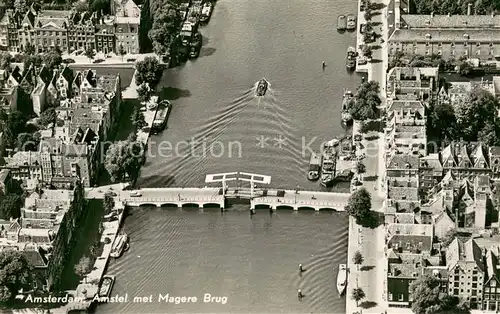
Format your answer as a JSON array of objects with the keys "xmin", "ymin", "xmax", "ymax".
[{"xmin": 98, "ymin": 0, "xmax": 358, "ymax": 312}]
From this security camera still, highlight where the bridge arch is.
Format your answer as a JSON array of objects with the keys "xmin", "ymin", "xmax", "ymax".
[
  {"xmin": 182, "ymin": 203, "xmax": 200, "ymax": 208},
  {"xmin": 203, "ymin": 203, "xmax": 222, "ymax": 209},
  {"xmin": 160, "ymin": 203, "xmax": 179, "ymax": 208},
  {"xmin": 319, "ymin": 207, "xmax": 337, "ymax": 212},
  {"xmin": 254, "ymin": 204, "xmax": 271, "ymax": 209},
  {"xmin": 139, "ymin": 203, "xmax": 156, "ymax": 208},
  {"xmin": 276, "ymin": 205, "xmax": 294, "ymax": 210},
  {"xmin": 297, "ymin": 206, "xmax": 315, "ymax": 211}
]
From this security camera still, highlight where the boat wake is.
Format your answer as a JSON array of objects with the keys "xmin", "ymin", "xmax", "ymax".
[{"xmin": 139, "ymin": 83, "xmax": 310, "ymax": 188}]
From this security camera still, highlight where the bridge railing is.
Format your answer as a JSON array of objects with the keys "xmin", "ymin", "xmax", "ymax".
[
  {"xmin": 121, "ymin": 196, "xmax": 224, "ymax": 203},
  {"xmin": 252, "ymin": 197, "xmax": 346, "ymax": 208}
]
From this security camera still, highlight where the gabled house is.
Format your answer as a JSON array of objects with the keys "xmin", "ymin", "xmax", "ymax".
[{"xmin": 56, "ymin": 66, "xmax": 73, "ymax": 99}]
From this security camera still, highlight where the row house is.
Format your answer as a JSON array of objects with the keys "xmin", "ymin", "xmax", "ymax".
[
  {"xmin": 386, "ymin": 223, "xmax": 436, "ymax": 307},
  {"xmin": 385, "ymin": 100, "xmax": 427, "ymax": 158},
  {"xmin": 386, "ymin": 67, "xmax": 439, "ymax": 103},
  {"xmin": 112, "ymin": 0, "xmax": 140, "ymax": 54},
  {"xmin": 33, "ymin": 10, "xmax": 70, "ymax": 53},
  {"xmin": 385, "ymin": 154, "xmax": 420, "ymax": 215},
  {"xmin": 0, "ymin": 0, "xmax": 139, "ymax": 54},
  {"xmin": 422, "ymin": 173, "xmax": 492, "ymax": 230},
  {"xmin": 446, "ymin": 238, "xmax": 485, "ymax": 309},
  {"xmin": 67, "ymin": 11, "xmax": 97, "ymax": 52},
  {"xmin": 388, "ymin": 0, "xmax": 500, "ymax": 61}
]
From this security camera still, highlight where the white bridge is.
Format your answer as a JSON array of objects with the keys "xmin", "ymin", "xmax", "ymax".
[{"xmin": 92, "ymin": 172, "xmax": 351, "ymax": 211}]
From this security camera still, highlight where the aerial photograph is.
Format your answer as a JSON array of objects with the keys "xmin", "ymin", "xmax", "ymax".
[{"xmin": 0, "ymin": 0, "xmax": 500, "ymax": 313}]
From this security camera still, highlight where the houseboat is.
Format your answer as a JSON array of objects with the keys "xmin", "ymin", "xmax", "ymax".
[
  {"xmin": 341, "ymin": 90, "xmax": 354, "ymax": 125},
  {"xmin": 336, "ymin": 264, "xmax": 347, "ymax": 295},
  {"xmin": 200, "ymin": 1, "xmax": 213, "ymax": 22},
  {"xmin": 189, "ymin": 32, "xmax": 202, "ymax": 59},
  {"xmin": 320, "ymin": 140, "xmax": 338, "ymax": 187},
  {"xmin": 256, "ymin": 78, "xmax": 268, "ymax": 96},
  {"xmin": 307, "ymin": 152, "xmax": 322, "ymax": 181},
  {"xmin": 346, "ymin": 46, "xmax": 356, "ymax": 70},
  {"xmin": 110, "ymin": 233, "xmax": 128, "ymax": 258},
  {"xmin": 152, "ymin": 100, "xmax": 172, "ymax": 133},
  {"xmin": 346, "ymin": 15, "xmax": 356, "ymax": 30},
  {"xmin": 180, "ymin": 21, "xmax": 196, "ymax": 46},
  {"xmin": 98, "ymin": 275, "xmax": 115, "ymax": 300},
  {"xmin": 337, "ymin": 15, "xmax": 347, "ymax": 31}
]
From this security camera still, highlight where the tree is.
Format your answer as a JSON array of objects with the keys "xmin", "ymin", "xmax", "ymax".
[
  {"xmin": 16, "ymin": 132, "xmax": 40, "ymax": 151},
  {"xmin": 39, "ymin": 107, "xmax": 56, "ymax": 127},
  {"xmin": 351, "ymin": 81, "xmax": 381, "ymax": 121},
  {"xmin": 455, "ymin": 88, "xmax": 499, "ymax": 141},
  {"xmin": 74, "ymin": 255, "xmax": 92, "ymax": 279},
  {"xmin": 148, "ymin": 5, "xmax": 182, "ymax": 55},
  {"xmin": 478, "ymin": 120, "xmax": 500, "ymax": 146},
  {"xmin": 119, "ymin": 44, "xmax": 127, "ymax": 62},
  {"xmin": 23, "ymin": 55, "xmax": 43, "ymax": 72},
  {"xmin": 137, "ymin": 83, "xmax": 153, "ymax": 103},
  {"xmin": 351, "ymin": 287, "xmax": 366, "ymax": 307},
  {"xmin": 0, "ymin": 52, "xmax": 13, "ymax": 70},
  {"xmin": 427, "ymin": 102, "xmax": 457, "ymax": 143},
  {"xmin": 105, "ymin": 139, "xmax": 145, "ymax": 182},
  {"xmin": 356, "ymin": 161, "xmax": 366, "ymax": 174},
  {"xmin": 91, "ymin": 0, "xmax": 110, "ymax": 13},
  {"xmin": 411, "ymin": 275, "xmax": 441, "ymax": 314},
  {"xmin": 0, "ymin": 251, "xmax": 33, "ymax": 303},
  {"xmin": 42, "ymin": 51, "xmax": 62, "ymax": 70},
  {"xmin": 4, "ymin": 110, "xmax": 29, "ymax": 148},
  {"xmin": 0, "ymin": 194, "xmax": 23, "ymax": 220},
  {"xmin": 362, "ymin": 45, "xmax": 372, "ymax": 59},
  {"xmin": 441, "ymin": 228, "xmax": 458, "ymax": 247},
  {"xmin": 131, "ymin": 107, "xmax": 147, "ymax": 129},
  {"xmin": 353, "ymin": 251, "xmax": 364, "ymax": 270},
  {"xmin": 104, "ymin": 193, "xmax": 114, "ymax": 213},
  {"xmin": 345, "ymin": 187, "xmax": 371, "ymax": 222},
  {"xmin": 24, "ymin": 43, "xmax": 36, "ymax": 55},
  {"xmin": 458, "ymin": 61, "xmax": 473, "ymax": 76},
  {"xmin": 135, "ymin": 56, "xmax": 164, "ymax": 89},
  {"xmin": 84, "ymin": 47, "xmax": 95, "ymax": 63},
  {"xmin": 75, "ymin": 0, "xmax": 89, "ymax": 12}
]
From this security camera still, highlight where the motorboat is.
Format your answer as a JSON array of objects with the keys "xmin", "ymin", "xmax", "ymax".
[
  {"xmin": 256, "ymin": 78, "xmax": 268, "ymax": 96},
  {"xmin": 307, "ymin": 152, "xmax": 322, "ymax": 181},
  {"xmin": 347, "ymin": 14, "xmax": 356, "ymax": 30},
  {"xmin": 199, "ymin": 1, "xmax": 213, "ymax": 22},
  {"xmin": 98, "ymin": 275, "xmax": 115, "ymax": 299},
  {"xmin": 337, "ymin": 264, "xmax": 347, "ymax": 295},
  {"xmin": 110, "ymin": 233, "xmax": 128, "ymax": 258},
  {"xmin": 337, "ymin": 15, "xmax": 347, "ymax": 31},
  {"xmin": 341, "ymin": 90, "xmax": 354, "ymax": 125},
  {"xmin": 346, "ymin": 46, "xmax": 356, "ymax": 70}
]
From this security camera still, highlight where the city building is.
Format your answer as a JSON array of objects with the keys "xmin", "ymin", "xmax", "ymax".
[
  {"xmin": 33, "ymin": 10, "xmax": 70, "ymax": 53},
  {"xmin": 389, "ymin": 0, "xmax": 500, "ymax": 62},
  {"xmin": 112, "ymin": 0, "xmax": 141, "ymax": 54}
]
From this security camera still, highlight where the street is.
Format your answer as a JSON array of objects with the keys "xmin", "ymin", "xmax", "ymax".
[{"xmin": 346, "ymin": 0, "xmax": 390, "ymax": 312}]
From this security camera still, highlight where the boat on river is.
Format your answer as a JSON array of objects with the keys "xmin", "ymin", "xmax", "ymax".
[
  {"xmin": 337, "ymin": 15, "xmax": 347, "ymax": 31},
  {"xmin": 320, "ymin": 140, "xmax": 338, "ymax": 187},
  {"xmin": 256, "ymin": 78, "xmax": 268, "ymax": 96},
  {"xmin": 110, "ymin": 233, "xmax": 128, "ymax": 258},
  {"xmin": 307, "ymin": 152, "xmax": 322, "ymax": 181},
  {"xmin": 346, "ymin": 46, "xmax": 356, "ymax": 70},
  {"xmin": 98, "ymin": 275, "xmax": 115, "ymax": 300},
  {"xmin": 200, "ymin": 1, "xmax": 213, "ymax": 22},
  {"xmin": 341, "ymin": 90, "xmax": 354, "ymax": 126},
  {"xmin": 152, "ymin": 100, "xmax": 172, "ymax": 134},
  {"xmin": 337, "ymin": 264, "xmax": 347, "ymax": 295},
  {"xmin": 347, "ymin": 14, "xmax": 356, "ymax": 30}
]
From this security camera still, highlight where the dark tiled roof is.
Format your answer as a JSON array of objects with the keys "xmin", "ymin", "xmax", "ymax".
[
  {"xmin": 387, "ymin": 154, "xmax": 420, "ymax": 169},
  {"xmin": 22, "ymin": 249, "xmax": 48, "ymax": 268}
]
